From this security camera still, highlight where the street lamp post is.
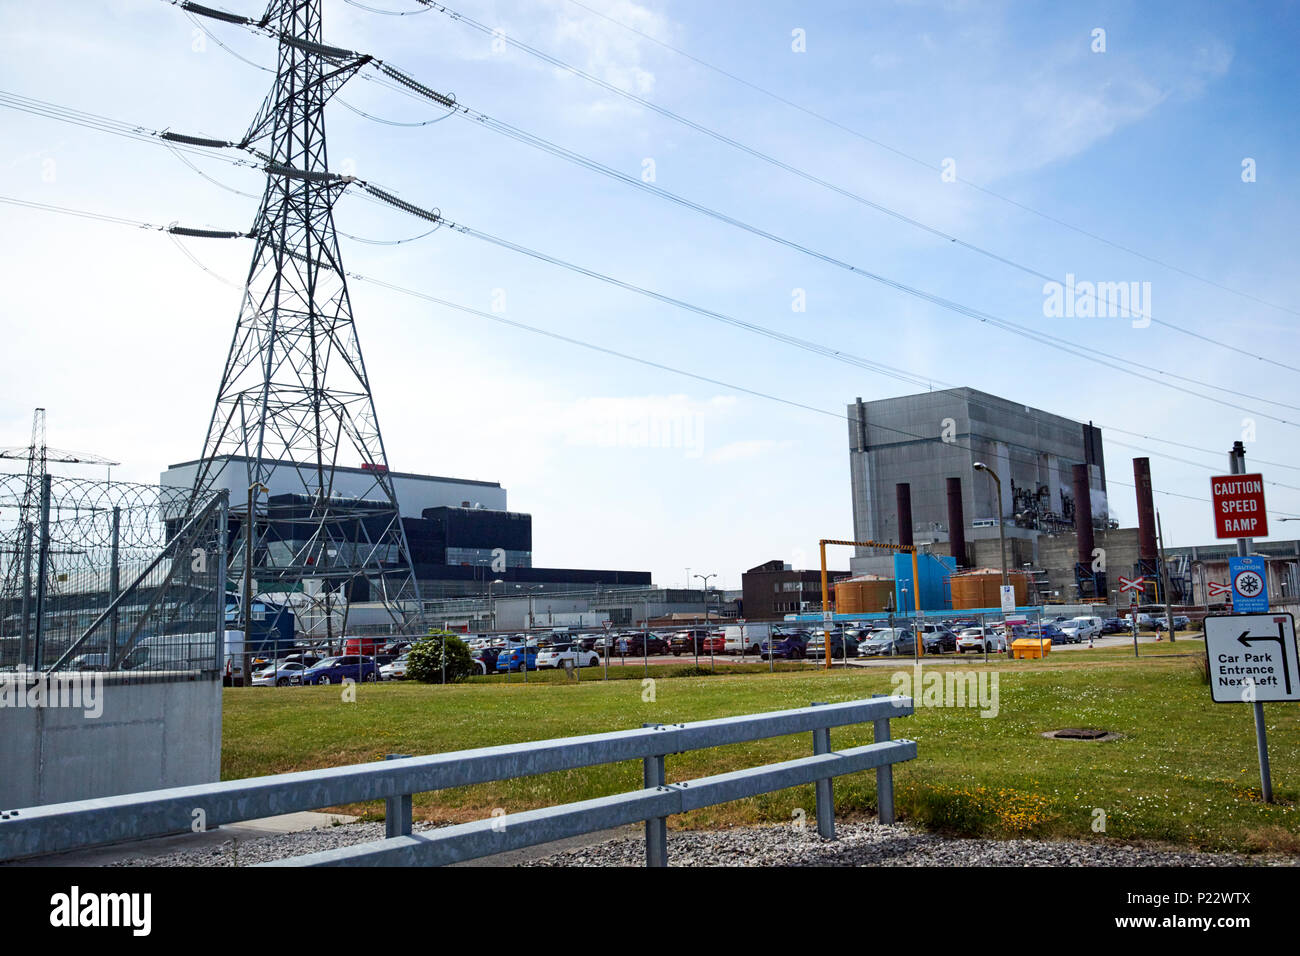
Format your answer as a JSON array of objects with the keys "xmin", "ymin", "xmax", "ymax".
[
  {"xmin": 692, "ymin": 572, "xmax": 716, "ymax": 670},
  {"xmin": 974, "ymin": 462, "xmax": 1009, "ymax": 590},
  {"xmin": 515, "ymin": 584, "xmax": 543, "ymax": 683},
  {"xmin": 489, "ymin": 578, "xmax": 504, "ymax": 632}
]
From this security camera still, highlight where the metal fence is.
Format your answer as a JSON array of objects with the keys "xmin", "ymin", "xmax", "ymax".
[
  {"xmin": 0, "ymin": 473, "xmax": 228, "ymax": 680},
  {"xmin": 0, "ymin": 696, "xmax": 916, "ymax": 865}
]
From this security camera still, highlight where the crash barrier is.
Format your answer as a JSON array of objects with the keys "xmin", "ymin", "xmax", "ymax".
[{"xmin": 0, "ymin": 697, "xmax": 916, "ymax": 866}]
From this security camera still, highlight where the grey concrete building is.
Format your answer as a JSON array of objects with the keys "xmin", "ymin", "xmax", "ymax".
[{"xmin": 846, "ymin": 388, "xmax": 1108, "ymax": 576}]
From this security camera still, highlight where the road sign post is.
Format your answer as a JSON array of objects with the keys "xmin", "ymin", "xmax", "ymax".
[
  {"xmin": 1119, "ymin": 575, "xmax": 1145, "ymax": 658},
  {"xmin": 1217, "ymin": 441, "xmax": 1276, "ymax": 802},
  {"xmin": 1204, "ymin": 613, "xmax": 1299, "ymax": 803}
]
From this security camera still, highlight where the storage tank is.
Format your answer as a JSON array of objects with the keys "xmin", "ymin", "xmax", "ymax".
[
  {"xmin": 835, "ymin": 577, "xmax": 895, "ymax": 614},
  {"xmin": 949, "ymin": 569, "xmax": 1029, "ymax": 610}
]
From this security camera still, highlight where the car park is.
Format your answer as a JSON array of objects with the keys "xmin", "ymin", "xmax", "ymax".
[
  {"xmin": 1152, "ymin": 615, "xmax": 1193, "ymax": 632},
  {"xmin": 300, "ymin": 655, "xmax": 380, "ymax": 685}
]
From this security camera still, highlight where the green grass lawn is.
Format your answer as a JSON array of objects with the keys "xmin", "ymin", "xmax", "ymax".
[{"xmin": 222, "ymin": 640, "xmax": 1300, "ymax": 852}]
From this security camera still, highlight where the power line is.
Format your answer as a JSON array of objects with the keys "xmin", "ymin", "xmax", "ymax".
[
  {"xmin": 158, "ymin": 5, "xmax": 1300, "ymax": 382},
  {"xmin": 412, "ymin": 1, "xmax": 1299, "ymax": 375},
  {"xmin": 557, "ymin": 0, "xmax": 1300, "ymax": 323},
  {"xmin": 9, "ymin": 186, "xmax": 1295, "ymax": 519}
]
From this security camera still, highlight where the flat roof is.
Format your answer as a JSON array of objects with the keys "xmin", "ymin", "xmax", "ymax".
[{"xmin": 165, "ymin": 454, "xmax": 502, "ymax": 489}]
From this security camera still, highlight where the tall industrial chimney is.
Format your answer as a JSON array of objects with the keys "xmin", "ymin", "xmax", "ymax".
[
  {"xmin": 1072, "ymin": 463, "xmax": 1094, "ymax": 567},
  {"xmin": 1133, "ymin": 458, "xmax": 1157, "ymax": 564},
  {"xmin": 946, "ymin": 477, "xmax": 967, "ymax": 568},
  {"xmin": 896, "ymin": 483, "xmax": 914, "ymax": 547}
]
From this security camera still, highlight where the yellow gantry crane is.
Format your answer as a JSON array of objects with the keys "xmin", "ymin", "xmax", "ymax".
[{"xmin": 819, "ymin": 539, "xmax": 924, "ymax": 669}]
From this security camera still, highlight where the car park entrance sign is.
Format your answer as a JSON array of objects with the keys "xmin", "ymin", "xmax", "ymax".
[
  {"xmin": 1205, "ymin": 613, "xmax": 1300, "ymax": 703},
  {"xmin": 1210, "ymin": 473, "xmax": 1268, "ymax": 539}
]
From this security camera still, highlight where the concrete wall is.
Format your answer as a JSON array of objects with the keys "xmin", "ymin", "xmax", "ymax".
[{"xmin": 0, "ymin": 675, "xmax": 222, "ymax": 808}]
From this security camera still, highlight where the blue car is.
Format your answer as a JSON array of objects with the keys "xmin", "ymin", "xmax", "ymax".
[
  {"xmin": 300, "ymin": 655, "xmax": 380, "ymax": 685},
  {"xmin": 496, "ymin": 646, "xmax": 538, "ymax": 672},
  {"xmin": 759, "ymin": 632, "xmax": 808, "ymax": 660}
]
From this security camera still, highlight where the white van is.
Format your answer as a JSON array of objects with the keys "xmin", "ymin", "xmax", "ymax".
[
  {"xmin": 724, "ymin": 623, "xmax": 769, "ymax": 655},
  {"xmin": 1059, "ymin": 616, "xmax": 1104, "ymax": 642},
  {"xmin": 120, "ymin": 632, "xmax": 226, "ymax": 673}
]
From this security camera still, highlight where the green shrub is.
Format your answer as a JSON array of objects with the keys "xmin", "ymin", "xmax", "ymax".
[{"xmin": 407, "ymin": 631, "xmax": 474, "ymax": 684}]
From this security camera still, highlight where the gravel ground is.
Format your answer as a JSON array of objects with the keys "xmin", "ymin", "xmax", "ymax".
[
  {"xmin": 521, "ymin": 821, "xmax": 1295, "ymax": 867},
  {"xmin": 104, "ymin": 818, "xmax": 1295, "ymax": 867}
]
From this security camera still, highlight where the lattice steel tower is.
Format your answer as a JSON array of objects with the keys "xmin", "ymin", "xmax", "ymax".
[{"xmin": 189, "ymin": 0, "xmax": 419, "ymax": 629}]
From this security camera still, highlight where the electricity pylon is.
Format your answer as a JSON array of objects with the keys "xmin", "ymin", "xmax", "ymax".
[{"xmin": 188, "ymin": 0, "xmax": 419, "ymax": 633}]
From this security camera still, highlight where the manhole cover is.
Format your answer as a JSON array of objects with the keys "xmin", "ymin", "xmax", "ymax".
[{"xmin": 1043, "ymin": 728, "xmax": 1118, "ymax": 741}]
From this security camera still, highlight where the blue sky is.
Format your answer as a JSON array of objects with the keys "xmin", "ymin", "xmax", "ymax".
[{"xmin": 1, "ymin": 0, "xmax": 1297, "ymax": 588}]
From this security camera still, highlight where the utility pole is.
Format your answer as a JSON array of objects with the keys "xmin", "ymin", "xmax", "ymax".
[
  {"xmin": 1232, "ymin": 440, "xmax": 1272, "ymax": 802},
  {"xmin": 692, "ymin": 572, "xmax": 715, "ymax": 670},
  {"xmin": 181, "ymin": 0, "xmax": 420, "ymax": 634}
]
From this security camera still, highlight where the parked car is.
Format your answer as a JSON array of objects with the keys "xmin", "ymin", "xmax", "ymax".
[
  {"xmin": 956, "ymin": 627, "xmax": 1005, "ymax": 654},
  {"xmin": 1152, "ymin": 615, "xmax": 1192, "ymax": 632},
  {"xmin": 496, "ymin": 646, "xmax": 539, "ymax": 672},
  {"xmin": 921, "ymin": 627, "xmax": 958, "ymax": 654},
  {"xmin": 723, "ymin": 624, "xmax": 768, "ymax": 656},
  {"xmin": 703, "ymin": 630, "xmax": 727, "ymax": 654},
  {"xmin": 1030, "ymin": 623, "xmax": 1070, "ymax": 645},
  {"xmin": 1101, "ymin": 617, "xmax": 1129, "ymax": 634},
  {"xmin": 669, "ymin": 630, "xmax": 710, "ymax": 656},
  {"xmin": 615, "ymin": 632, "xmax": 670, "ymax": 656},
  {"xmin": 251, "ymin": 660, "xmax": 306, "ymax": 686},
  {"xmin": 300, "ymin": 655, "xmax": 379, "ymax": 685},
  {"xmin": 67, "ymin": 653, "xmax": 112, "ymax": 671},
  {"xmin": 759, "ymin": 631, "xmax": 809, "ymax": 660},
  {"xmin": 807, "ymin": 629, "xmax": 860, "ymax": 659},
  {"xmin": 379, "ymin": 655, "xmax": 409, "ymax": 681},
  {"xmin": 859, "ymin": 628, "xmax": 916, "ymax": 656},
  {"xmin": 470, "ymin": 646, "xmax": 499, "ymax": 673},
  {"xmin": 536, "ymin": 643, "xmax": 601, "ymax": 669},
  {"xmin": 1059, "ymin": 616, "xmax": 1103, "ymax": 642}
]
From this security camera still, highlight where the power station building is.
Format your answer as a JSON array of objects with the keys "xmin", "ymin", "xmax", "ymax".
[
  {"xmin": 846, "ymin": 388, "xmax": 1109, "ymax": 577},
  {"xmin": 161, "ymin": 455, "xmax": 650, "ymax": 601}
]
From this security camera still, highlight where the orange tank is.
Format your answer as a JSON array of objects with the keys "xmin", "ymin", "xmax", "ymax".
[
  {"xmin": 834, "ymin": 577, "xmax": 895, "ymax": 614},
  {"xmin": 949, "ymin": 570, "xmax": 1029, "ymax": 610}
]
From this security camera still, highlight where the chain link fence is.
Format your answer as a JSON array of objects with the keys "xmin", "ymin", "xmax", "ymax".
[{"xmin": 0, "ymin": 473, "xmax": 228, "ymax": 681}]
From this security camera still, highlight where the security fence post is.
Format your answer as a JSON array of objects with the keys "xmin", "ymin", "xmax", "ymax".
[
  {"xmin": 874, "ymin": 712, "xmax": 896, "ymax": 825},
  {"xmin": 811, "ymin": 702, "xmax": 835, "ymax": 839},
  {"xmin": 385, "ymin": 754, "xmax": 413, "ymax": 838},
  {"xmin": 642, "ymin": 724, "xmax": 668, "ymax": 866}
]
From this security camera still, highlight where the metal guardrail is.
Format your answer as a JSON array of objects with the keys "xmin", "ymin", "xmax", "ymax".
[{"xmin": 0, "ymin": 696, "xmax": 915, "ymax": 866}]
